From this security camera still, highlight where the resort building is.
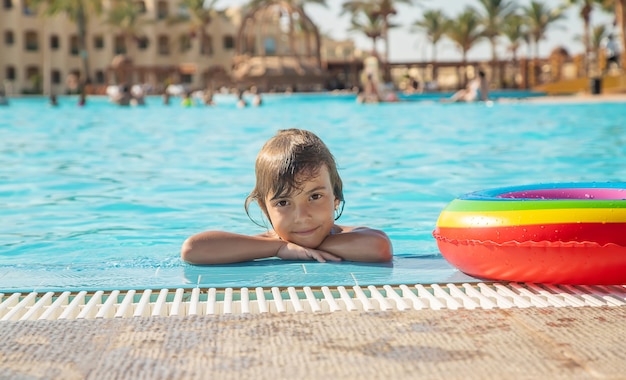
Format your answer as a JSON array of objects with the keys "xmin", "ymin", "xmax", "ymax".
[
  {"xmin": 1, "ymin": 0, "xmax": 364, "ymax": 95},
  {"xmin": 1, "ymin": 0, "xmax": 242, "ymax": 95}
]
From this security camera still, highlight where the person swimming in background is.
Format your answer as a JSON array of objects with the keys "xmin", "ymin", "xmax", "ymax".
[
  {"xmin": 49, "ymin": 93, "xmax": 59, "ymax": 106},
  {"xmin": 357, "ymin": 73, "xmax": 381, "ymax": 104},
  {"xmin": 250, "ymin": 86, "xmax": 262, "ymax": 106},
  {"xmin": 236, "ymin": 90, "xmax": 248, "ymax": 108},
  {"xmin": 0, "ymin": 87, "xmax": 8, "ymax": 106},
  {"xmin": 445, "ymin": 70, "xmax": 489, "ymax": 102},
  {"xmin": 112, "ymin": 84, "xmax": 132, "ymax": 106},
  {"xmin": 130, "ymin": 85, "xmax": 146, "ymax": 106},
  {"xmin": 181, "ymin": 91, "xmax": 194, "ymax": 107},
  {"xmin": 77, "ymin": 86, "xmax": 87, "ymax": 106},
  {"xmin": 180, "ymin": 128, "xmax": 393, "ymax": 265},
  {"xmin": 202, "ymin": 89, "xmax": 216, "ymax": 106},
  {"xmin": 252, "ymin": 93, "xmax": 262, "ymax": 106}
]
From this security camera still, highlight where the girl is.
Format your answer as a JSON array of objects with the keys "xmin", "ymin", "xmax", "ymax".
[{"xmin": 181, "ymin": 129, "xmax": 393, "ymax": 264}]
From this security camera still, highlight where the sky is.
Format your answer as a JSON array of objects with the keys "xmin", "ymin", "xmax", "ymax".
[{"xmin": 216, "ymin": 0, "xmax": 618, "ymax": 62}]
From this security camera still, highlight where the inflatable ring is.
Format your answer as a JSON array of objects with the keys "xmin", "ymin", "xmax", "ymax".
[{"xmin": 432, "ymin": 183, "xmax": 626, "ymax": 285}]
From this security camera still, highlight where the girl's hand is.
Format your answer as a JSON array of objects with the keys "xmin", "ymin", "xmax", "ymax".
[{"xmin": 276, "ymin": 242, "xmax": 342, "ymax": 263}]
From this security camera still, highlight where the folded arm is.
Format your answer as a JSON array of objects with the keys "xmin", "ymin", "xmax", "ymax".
[
  {"xmin": 181, "ymin": 227, "xmax": 393, "ymax": 265},
  {"xmin": 181, "ymin": 231, "xmax": 341, "ymax": 265},
  {"xmin": 317, "ymin": 227, "xmax": 393, "ymax": 262}
]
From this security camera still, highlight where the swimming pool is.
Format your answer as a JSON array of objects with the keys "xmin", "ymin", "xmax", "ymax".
[{"xmin": 2, "ymin": 93, "xmax": 625, "ymax": 292}]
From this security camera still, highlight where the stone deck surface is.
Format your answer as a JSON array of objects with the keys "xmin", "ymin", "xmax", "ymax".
[{"xmin": 0, "ymin": 306, "xmax": 624, "ymax": 379}]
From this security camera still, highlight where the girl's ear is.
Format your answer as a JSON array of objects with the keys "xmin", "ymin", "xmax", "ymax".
[{"xmin": 334, "ymin": 198, "xmax": 340, "ymax": 210}]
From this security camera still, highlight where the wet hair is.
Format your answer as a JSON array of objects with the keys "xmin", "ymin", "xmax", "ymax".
[{"xmin": 245, "ymin": 129, "xmax": 344, "ymax": 225}]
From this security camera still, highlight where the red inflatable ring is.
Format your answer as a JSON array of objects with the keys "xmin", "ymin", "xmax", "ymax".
[{"xmin": 432, "ymin": 183, "xmax": 626, "ymax": 285}]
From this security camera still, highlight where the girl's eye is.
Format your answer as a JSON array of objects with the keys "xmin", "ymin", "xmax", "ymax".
[
  {"xmin": 275, "ymin": 200, "xmax": 288, "ymax": 207},
  {"xmin": 310, "ymin": 193, "xmax": 322, "ymax": 200}
]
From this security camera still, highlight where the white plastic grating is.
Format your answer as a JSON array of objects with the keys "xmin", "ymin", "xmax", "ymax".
[{"xmin": 0, "ymin": 282, "xmax": 625, "ymax": 321}]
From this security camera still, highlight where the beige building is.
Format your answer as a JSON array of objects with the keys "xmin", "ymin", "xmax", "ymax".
[
  {"xmin": 1, "ymin": 0, "xmax": 365, "ymax": 96},
  {"xmin": 1, "ymin": 0, "xmax": 241, "ymax": 95}
]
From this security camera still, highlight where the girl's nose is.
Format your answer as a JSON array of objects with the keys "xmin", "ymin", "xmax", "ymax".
[{"xmin": 294, "ymin": 203, "xmax": 311, "ymax": 221}]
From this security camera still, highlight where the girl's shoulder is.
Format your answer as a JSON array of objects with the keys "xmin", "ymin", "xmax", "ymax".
[{"xmin": 332, "ymin": 225, "xmax": 362, "ymax": 234}]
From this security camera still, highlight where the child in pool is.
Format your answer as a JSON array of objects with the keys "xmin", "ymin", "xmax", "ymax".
[{"xmin": 181, "ymin": 128, "xmax": 393, "ymax": 265}]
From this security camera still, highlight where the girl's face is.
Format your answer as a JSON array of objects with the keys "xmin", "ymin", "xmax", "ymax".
[{"xmin": 264, "ymin": 165, "xmax": 340, "ymax": 248}]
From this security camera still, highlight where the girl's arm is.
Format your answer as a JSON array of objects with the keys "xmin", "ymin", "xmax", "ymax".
[
  {"xmin": 317, "ymin": 227, "xmax": 393, "ymax": 263},
  {"xmin": 181, "ymin": 231, "xmax": 342, "ymax": 265}
]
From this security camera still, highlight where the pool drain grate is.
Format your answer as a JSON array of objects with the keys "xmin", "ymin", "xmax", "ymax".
[{"xmin": 0, "ymin": 282, "xmax": 624, "ymax": 321}]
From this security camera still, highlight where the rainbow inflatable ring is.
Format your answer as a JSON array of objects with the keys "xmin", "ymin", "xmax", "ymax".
[{"xmin": 433, "ymin": 182, "xmax": 626, "ymax": 285}]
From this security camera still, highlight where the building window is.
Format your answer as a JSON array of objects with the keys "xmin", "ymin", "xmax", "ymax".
[
  {"xmin": 22, "ymin": 1, "xmax": 34, "ymax": 15},
  {"xmin": 51, "ymin": 69, "xmax": 61, "ymax": 84},
  {"xmin": 93, "ymin": 35, "xmax": 104, "ymax": 49},
  {"xmin": 176, "ymin": 4, "xmax": 189, "ymax": 20},
  {"xmin": 264, "ymin": 37, "xmax": 276, "ymax": 56},
  {"xmin": 50, "ymin": 34, "xmax": 59, "ymax": 50},
  {"xmin": 25, "ymin": 30, "xmax": 38, "ymax": 51},
  {"xmin": 201, "ymin": 35, "xmax": 213, "ymax": 55},
  {"xmin": 180, "ymin": 73, "xmax": 192, "ymax": 84},
  {"xmin": 114, "ymin": 35, "xmax": 126, "ymax": 54},
  {"xmin": 158, "ymin": 35, "xmax": 169, "ymax": 55},
  {"xmin": 6, "ymin": 66, "xmax": 16, "ymax": 80},
  {"xmin": 4, "ymin": 30, "xmax": 14, "ymax": 45},
  {"xmin": 95, "ymin": 70, "xmax": 105, "ymax": 84},
  {"xmin": 69, "ymin": 35, "xmax": 79, "ymax": 55},
  {"xmin": 137, "ymin": 36, "xmax": 149, "ymax": 50},
  {"xmin": 157, "ymin": 1, "xmax": 168, "ymax": 19},
  {"xmin": 25, "ymin": 66, "xmax": 40, "ymax": 90},
  {"xmin": 179, "ymin": 34, "xmax": 191, "ymax": 53},
  {"xmin": 3, "ymin": 0, "xmax": 12, "ymax": 10},
  {"xmin": 223, "ymin": 35, "xmax": 234, "ymax": 50}
]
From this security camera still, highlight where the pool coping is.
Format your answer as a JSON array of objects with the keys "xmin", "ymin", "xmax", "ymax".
[{"xmin": 0, "ymin": 290, "xmax": 624, "ymax": 379}]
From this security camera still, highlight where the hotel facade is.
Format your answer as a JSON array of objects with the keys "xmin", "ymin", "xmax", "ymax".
[{"xmin": 1, "ymin": 0, "xmax": 362, "ymax": 95}]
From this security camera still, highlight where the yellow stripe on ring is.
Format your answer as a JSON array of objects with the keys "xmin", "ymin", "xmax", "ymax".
[{"xmin": 437, "ymin": 208, "xmax": 626, "ymax": 228}]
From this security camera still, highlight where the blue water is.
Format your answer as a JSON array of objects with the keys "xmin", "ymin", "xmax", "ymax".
[{"xmin": 1, "ymin": 93, "xmax": 625, "ymax": 292}]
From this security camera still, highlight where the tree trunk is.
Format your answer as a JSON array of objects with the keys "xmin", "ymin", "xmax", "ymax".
[
  {"xmin": 617, "ymin": 0, "xmax": 626, "ymax": 69},
  {"xmin": 582, "ymin": 7, "xmax": 591, "ymax": 77},
  {"xmin": 76, "ymin": 7, "xmax": 91, "ymax": 84},
  {"xmin": 512, "ymin": 50, "xmax": 518, "ymax": 88},
  {"xmin": 490, "ymin": 38, "xmax": 497, "ymax": 87},
  {"xmin": 462, "ymin": 53, "xmax": 467, "ymax": 88},
  {"xmin": 382, "ymin": 18, "xmax": 390, "ymax": 83},
  {"xmin": 431, "ymin": 43, "xmax": 438, "ymax": 81}
]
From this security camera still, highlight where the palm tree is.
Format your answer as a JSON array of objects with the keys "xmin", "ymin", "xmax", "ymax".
[
  {"xmin": 445, "ymin": 7, "xmax": 484, "ymax": 87},
  {"xmin": 591, "ymin": 24, "xmax": 610, "ymax": 71},
  {"xmin": 595, "ymin": 0, "xmax": 626, "ymax": 70},
  {"xmin": 412, "ymin": 9, "xmax": 448, "ymax": 63},
  {"xmin": 502, "ymin": 13, "xmax": 525, "ymax": 63},
  {"xmin": 347, "ymin": 5, "xmax": 385, "ymax": 57},
  {"xmin": 170, "ymin": 0, "xmax": 222, "ymax": 56},
  {"xmin": 412, "ymin": 9, "xmax": 447, "ymax": 82},
  {"xmin": 476, "ymin": 0, "xmax": 516, "ymax": 86},
  {"xmin": 521, "ymin": 1, "xmax": 565, "ymax": 85},
  {"xmin": 249, "ymin": 0, "xmax": 326, "ymax": 57},
  {"xmin": 240, "ymin": 0, "xmax": 326, "ymax": 59},
  {"xmin": 342, "ymin": 0, "xmax": 414, "ymax": 81},
  {"xmin": 501, "ymin": 12, "xmax": 525, "ymax": 87},
  {"xmin": 522, "ymin": 1, "xmax": 566, "ymax": 60},
  {"xmin": 564, "ymin": 0, "xmax": 613, "ymax": 75},
  {"xmin": 106, "ymin": 0, "xmax": 145, "ymax": 61},
  {"xmin": 27, "ymin": 0, "xmax": 103, "ymax": 84},
  {"xmin": 617, "ymin": 0, "xmax": 626, "ymax": 68}
]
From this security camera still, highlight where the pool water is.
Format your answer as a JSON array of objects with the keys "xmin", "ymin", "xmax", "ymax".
[{"xmin": 1, "ymin": 94, "xmax": 625, "ymax": 292}]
